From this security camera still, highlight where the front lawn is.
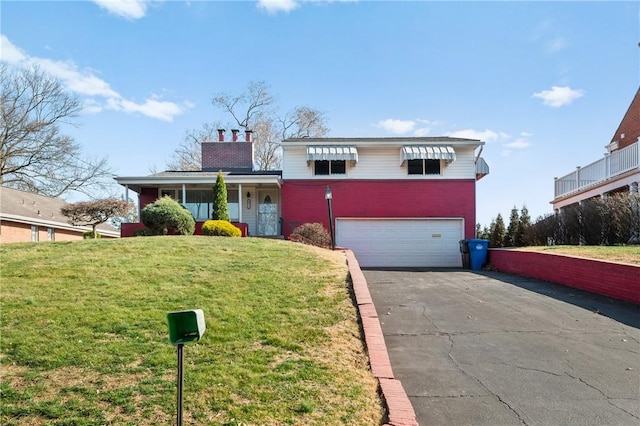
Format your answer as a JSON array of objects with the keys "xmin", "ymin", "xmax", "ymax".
[
  {"xmin": 0, "ymin": 237, "xmax": 383, "ymax": 425},
  {"xmin": 517, "ymin": 245, "xmax": 640, "ymax": 265}
]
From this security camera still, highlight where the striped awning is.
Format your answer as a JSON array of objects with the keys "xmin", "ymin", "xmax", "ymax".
[
  {"xmin": 401, "ymin": 145, "xmax": 456, "ymax": 163},
  {"xmin": 476, "ymin": 157, "xmax": 490, "ymax": 180},
  {"xmin": 307, "ymin": 146, "xmax": 358, "ymax": 162}
]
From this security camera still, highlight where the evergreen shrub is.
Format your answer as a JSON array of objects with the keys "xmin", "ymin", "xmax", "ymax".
[
  {"xmin": 202, "ymin": 220, "xmax": 241, "ymax": 237},
  {"xmin": 82, "ymin": 231, "xmax": 101, "ymax": 239},
  {"xmin": 140, "ymin": 196, "xmax": 195, "ymax": 236}
]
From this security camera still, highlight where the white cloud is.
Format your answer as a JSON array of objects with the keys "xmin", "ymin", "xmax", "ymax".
[
  {"xmin": 107, "ymin": 96, "xmax": 186, "ymax": 122},
  {"xmin": 377, "ymin": 119, "xmax": 416, "ymax": 134},
  {"xmin": 34, "ymin": 57, "xmax": 120, "ymax": 98},
  {"xmin": 257, "ymin": 0, "xmax": 300, "ymax": 14},
  {"xmin": 256, "ymin": 0, "xmax": 357, "ymax": 14},
  {"xmin": 413, "ymin": 127, "xmax": 431, "ymax": 137},
  {"xmin": 533, "ymin": 86, "xmax": 584, "ymax": 107},
  {"xmin": 0, "ymin": 35, "xmax": 27, "ymax": 62},
  {"xmin": 92, "ymin": 0, "xmax": 150, "ymax": 20},
  {"xmin": 1, "ymin": 35, "xmax": 188, "ymax": 122},
  {"xmin": 447, "ymin": 128, "xmax": 505, "ymax": 143},
  {"xmin": 505, "ymin": 139, "xmax": 530, "ymax": 149}
]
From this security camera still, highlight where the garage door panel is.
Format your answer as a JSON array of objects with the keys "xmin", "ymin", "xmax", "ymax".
[{"xmin": 336, "ymin": 219, "xmax": 463, "ymax": 268}]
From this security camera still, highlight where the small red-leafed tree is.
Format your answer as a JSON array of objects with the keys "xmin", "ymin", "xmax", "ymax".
[{"xmin": 61, "ymin": 198, "xmax": 132, "ymax": 239}]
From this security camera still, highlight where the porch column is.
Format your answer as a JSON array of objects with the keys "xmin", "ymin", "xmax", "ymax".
[
  {"xmin": 182, "ymin": 184, "xmax": 186, "ymax": 205},
  {"xmin": 124, "ymin": 185, "xmax": 129, "ymax": 223},
  {"xmin": 238, "ymin": 184, "xmax": 243, "ymax": 223}
]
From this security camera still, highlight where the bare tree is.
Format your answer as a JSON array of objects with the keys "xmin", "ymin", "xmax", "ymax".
[
  {"xmin": 1, "ymin": 63, "xmax": 112, "ymax": 198},
  {"xmin": 166, "ymin": 123, "xmax": 220, "ymax": 171},
  {"xmin": 61, "ymin": 198, "xmax": 132, "ymax": 239},
  {"xmin": 168, "ymin": 81, "xmax": 329, "ymax": 171}
]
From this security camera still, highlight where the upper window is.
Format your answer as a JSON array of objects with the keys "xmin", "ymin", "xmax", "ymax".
[
  {"xmin": 408, "ymin": 159, "xmax": 441, "ymax": 175},
  {"xmin": 314, "ymin": 160, "xmax": 346, "ymax": 175}
]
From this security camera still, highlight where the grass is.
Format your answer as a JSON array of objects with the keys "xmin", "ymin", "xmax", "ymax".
[
  {"xmin": 0, "ymin": 236, "xmax": 383, "ymax": 425},
  {"xmin": 515, "ymin": 245, "xmax": 640, "ymax": 265}
]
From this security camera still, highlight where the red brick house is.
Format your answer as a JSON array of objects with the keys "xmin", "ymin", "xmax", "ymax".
[
  {"xmin": 281, "ymin": 137, "xmax": 488, "ymax": 267},
  {"xmin": 0, "ymin": 186, "xmax": 120, "ymax": 243},
  {"xmin": 116, "ymin": 130, "xmax": 489, "ymax": 266},
  {"xmin": 552, "ymin": 87, "xmax": 640, "ymax": 211},
  {"xmin": 115, "ymin": 131, "xmax": 489, "ymax": 267}
]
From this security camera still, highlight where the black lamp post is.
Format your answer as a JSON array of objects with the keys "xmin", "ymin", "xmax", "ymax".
[{"xmin": 325, "ymin": 186, "xmax": 335, "ymax": 250}]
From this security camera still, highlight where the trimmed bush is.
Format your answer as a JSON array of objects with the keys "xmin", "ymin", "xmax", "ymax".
[
  {"xmin": 83, "ymin": 231, "xmax": 101, "ymax": 239},
  {"xmin": 291, "ymin": 223, "xmax": 331, "ymax": 248},
  {"xmin": 140, "ymin": 196, "xmax": 195, "ymax": 236},
  {"xmin": 202, "ymin": 220, "xmax": 241, "ymax": 237}
]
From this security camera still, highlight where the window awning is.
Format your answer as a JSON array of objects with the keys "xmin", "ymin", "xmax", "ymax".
[
  {"xmin": 476, "ymin": 157, "xmax": 490, "ymax": 181},
  {"xmin": 307, "ymin": 146, "xmax": 358, "ymax": 162},
  {"xmin": 400, "ymin": 145, "xmax": 456, "ymax": 164}
]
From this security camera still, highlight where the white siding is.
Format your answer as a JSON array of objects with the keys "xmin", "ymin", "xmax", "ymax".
[{"xmin": 282, "ymin": 145, "xmax": 477, "ymax": 180}]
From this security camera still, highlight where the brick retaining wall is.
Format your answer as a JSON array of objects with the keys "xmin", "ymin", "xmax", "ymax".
[
  {"xmin": 345, "ymin": 250, "xmax": 418, "ymax": 426},
  {"xmin": 489, "ymin": 249, "xmax": 640, "ymax": 305}
]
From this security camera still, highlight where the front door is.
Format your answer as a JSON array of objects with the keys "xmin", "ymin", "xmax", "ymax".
[{"xmin": 257, "ymin": 190, "xmax": 279, "ymax": 236}]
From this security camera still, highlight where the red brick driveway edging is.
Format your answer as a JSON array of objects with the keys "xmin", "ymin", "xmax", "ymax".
[{"xmin": 344, "ymin": 249, "xmax": 419, "ymax": 426}]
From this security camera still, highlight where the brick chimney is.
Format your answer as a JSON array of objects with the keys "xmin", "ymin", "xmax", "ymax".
[
  {"xmin": 245, "ymin": 130, "xmax": 252, "ymax": 142},
  {"xmin": 201, "ymin": 134, "xmax": 254, "ymax": 172},
  {"xmin": 231, "ymin": 129, "xmax": 239, "ymax": 142},
  {"xmin": 217, "ymin": 129, "xmax": 225, "ymax": 142}
]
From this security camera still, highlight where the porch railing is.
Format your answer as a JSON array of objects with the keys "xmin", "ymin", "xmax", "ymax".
[{"xmin": 554, "ymin": 140, "xmax": 639, "ymax": 199}]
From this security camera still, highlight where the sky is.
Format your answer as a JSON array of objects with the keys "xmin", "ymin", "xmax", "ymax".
[{"xmin": 1, "ymin": 0, "xmax": 639, "ymax": 227}]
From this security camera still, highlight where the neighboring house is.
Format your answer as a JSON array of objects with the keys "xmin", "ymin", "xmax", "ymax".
[
  {"xmin": 552, "ymin": 87, "xmax": 640, "ymax": 211},
  {"xmin": 115, "ymin": 130, "xmax": 283, "ymax": 237},
  {"xmin": 0, "ymin": 186, "xmax": 120, "ymax": 243},
  {"xmin": 281, "ymin": 137, "xmax": 489, "ymax": 267},
  {"xmin": 115, "ymin": 132, "xmax": 489, "ymax": 267}
]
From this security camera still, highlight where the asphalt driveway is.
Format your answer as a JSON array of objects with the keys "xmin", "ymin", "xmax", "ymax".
[{"xmin": 364, "ymin": 268, "xmax": 640, "ymax": 426}]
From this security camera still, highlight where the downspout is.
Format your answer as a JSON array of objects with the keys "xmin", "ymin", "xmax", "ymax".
[{"xmin": 474, "ymin": 146, "xmax": 483, "ymax": 164}]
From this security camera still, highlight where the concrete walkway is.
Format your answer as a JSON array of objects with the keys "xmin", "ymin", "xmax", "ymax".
[{"xmin": 364, "ymin": 268, "xmax": 640, "ymax": 426}]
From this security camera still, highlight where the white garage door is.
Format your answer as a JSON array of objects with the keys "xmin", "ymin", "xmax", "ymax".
[{"xmin": 336, "ymin": 218, "xmax": 464, "ymax": 268}]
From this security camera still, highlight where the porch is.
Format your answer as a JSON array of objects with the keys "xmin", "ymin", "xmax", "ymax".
[
  {"xmin": 115, "ymin": 172, "xmax": 283, "ymax": 237},
  {"xmin": 553, "ymin": 140, "xmax": 639, "ymax": 200}
]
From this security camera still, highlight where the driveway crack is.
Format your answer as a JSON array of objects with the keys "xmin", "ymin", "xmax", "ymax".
[
  {"xmin": 565, "ymin": 373, "xmax": 640, "ymax": 421},
  {"xmin": 443, "ymin": 333, "xmax": 528, "ymax": 425}
]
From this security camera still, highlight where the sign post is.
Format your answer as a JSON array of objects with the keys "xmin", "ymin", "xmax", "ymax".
[
  {"xmin": 167, "ymin": 309, "xmax": 206, "ymax": 426},
  {"xmin": 176, "ymin": 343, "xmax": 184, "ymax": 425}
]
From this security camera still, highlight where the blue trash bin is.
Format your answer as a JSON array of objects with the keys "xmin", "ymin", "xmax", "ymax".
[{"xmin": 467, "ymin": 239, "xmax": 489, "ymax": 270}]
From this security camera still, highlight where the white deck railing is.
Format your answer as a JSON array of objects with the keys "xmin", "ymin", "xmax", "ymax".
[{"xmin": 554, "ymin": 140, "xmax": 639, "ymax": 199}]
